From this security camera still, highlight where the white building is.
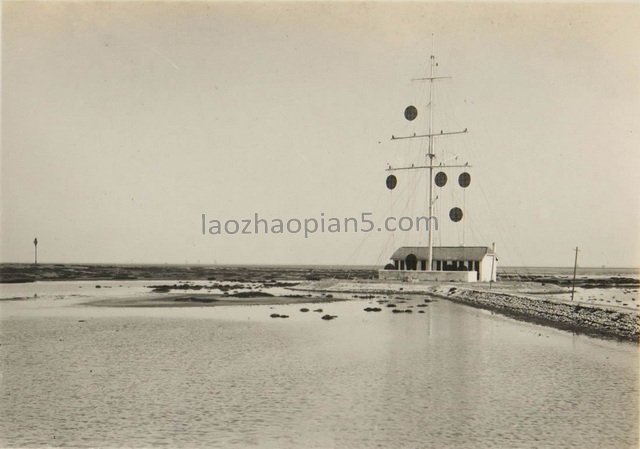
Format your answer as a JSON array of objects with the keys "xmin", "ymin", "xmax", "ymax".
[{"xmin": 379, "ymin": 245, "xmax": 497, "ymax": 282}]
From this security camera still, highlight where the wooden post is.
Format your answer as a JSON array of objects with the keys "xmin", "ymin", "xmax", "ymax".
[
  {"xmin": 33, "ymin": 237, "xmax": 38, "ymax": 265},
  {"xmin": 489, "ymin": 242, "xmax": 496, "ymax": 289},
  {"xmin": 571, "ymin": 246, "xmax": 579, "ymax": 301}
]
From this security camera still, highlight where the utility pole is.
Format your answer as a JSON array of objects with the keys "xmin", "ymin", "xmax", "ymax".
[
  {"xmin": 33, "ymin": 237, "xmax": 38, "ymax": 265},
  {"xmin": 489, "ymin": 242, "xmax": 496, "ymax": 290},
  {"xmin": 571, "ymin": 246, "xmax": 579, "ymax": 301}
]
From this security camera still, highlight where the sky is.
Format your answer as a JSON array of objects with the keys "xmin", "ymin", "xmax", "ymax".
[{"xmin": 1, "ymin": 1, "xmax": 639, "ymax": 268}]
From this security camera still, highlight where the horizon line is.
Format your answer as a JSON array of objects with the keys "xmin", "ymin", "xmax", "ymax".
[{"xmin": 0, "ymin": 262, "xmax": 638, "ymax": 271}]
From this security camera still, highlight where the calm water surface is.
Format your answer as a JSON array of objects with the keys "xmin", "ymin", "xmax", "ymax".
[{"xmin": 0, "ymin": 285, "xmax": 637, "ymax": 448}]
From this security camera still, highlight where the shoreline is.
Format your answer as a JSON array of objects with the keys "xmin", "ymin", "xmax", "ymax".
[
  {"xmin": 76, "ymin": 279, "xmax": 639, "ymax": 342},
  {"xmin": 296, "ymin": 280, "xmax": 640, "ymax": 343},
  {"xmin": 2, "ymin": 266, "xmax": 637, "ymax": 342},
  {"xmin": 437, "ymin": 289, "xmax": 639, "ymax": 343}
]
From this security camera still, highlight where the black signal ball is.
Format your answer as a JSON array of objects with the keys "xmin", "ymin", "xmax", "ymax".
[
  {"xmin": 458, "ymin": 172, "xmax": 471, "ymax": 188},
  {"xmin": 449, "ymin": 207, "xmax": 463, "ymax": 222},
  {"xmin": 404, "ymin": 105, "xmax": 418, "ymax": 121},
  {"xmin": 435, "ymin": 171, "xmax": 447, "ymax": 187},
  {"xmin": 386, "ymin": 175, "xmax": 397, "ymax": 190}
]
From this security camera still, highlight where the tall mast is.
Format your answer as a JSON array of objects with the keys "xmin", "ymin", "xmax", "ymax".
[
  {"xmin": 388, "ymin": 52, "xmax": 468, "ymax": 271},
  {"xmin": 427, "ymin": 54, "xmax": 435, "ymax": 271}
]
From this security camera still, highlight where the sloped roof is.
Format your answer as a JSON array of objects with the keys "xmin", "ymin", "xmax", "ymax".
[{"xmin": 390, "ymin": 246, "xmax": 494, "ymax": 261}]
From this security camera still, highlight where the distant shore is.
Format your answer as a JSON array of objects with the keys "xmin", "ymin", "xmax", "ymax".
[
  {"xmin": 0, "ymin": 263, "xmax": 376, "ymax": 284},
  {"xmin": 2, "ymin": 263, "xmax": 637, "ymax": 284}
]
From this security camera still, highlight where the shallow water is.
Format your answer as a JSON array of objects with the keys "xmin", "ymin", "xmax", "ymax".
[
  {"xmin": 0, "ymin": 279, "xmax": 311, "ymax": 303},
  {"xmin": 1, "ymin": 290, "xmax": 637, "ymax": 448},
  {"xmin": 0, "ymin": 280, "xmax": 158, "ymax": 301}
]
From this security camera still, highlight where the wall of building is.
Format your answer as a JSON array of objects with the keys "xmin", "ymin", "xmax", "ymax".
[
  {"xmin": 378, "ymin": 270, "xmax": 477, "ymax": 282},
  {"xmin": 479, "ymin": 254, "xmax": 497, "ymax": 282}
]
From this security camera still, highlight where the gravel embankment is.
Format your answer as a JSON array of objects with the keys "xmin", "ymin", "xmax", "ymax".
[{"xmin": 438, "ymin": 287, "xmax": 639, "ymax": 342}]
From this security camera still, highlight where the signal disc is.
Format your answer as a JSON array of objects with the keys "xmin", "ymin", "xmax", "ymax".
[
  {"xmin": 386, "ymin": 174, "xmax": 397, "ymax": 190},
  {"xmin": 458, "ymin": 172, "xmax": 471, "ymax": 188},
  {"xmin": 404, "ymin": 105, "xmax": 418, "ymax": 121},
  {"xmin": 449, "ymin": 207, "xmax": 463, "ymax": 222}
]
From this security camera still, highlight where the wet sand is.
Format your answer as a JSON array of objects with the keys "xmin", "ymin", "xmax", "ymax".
[{"xmin": 82, "ymin": 293, "xmax": 349, "ymax": 308}]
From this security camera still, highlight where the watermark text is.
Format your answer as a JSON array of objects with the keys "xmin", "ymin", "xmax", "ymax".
[{"xmin": 201, "ymin": 213, "xmax": 438, "ymax": 239}]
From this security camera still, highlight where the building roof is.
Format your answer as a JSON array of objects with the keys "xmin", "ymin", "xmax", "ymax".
[{"xmin": 390, "ymin": 246, "xmax": 494, "ymax": 262}]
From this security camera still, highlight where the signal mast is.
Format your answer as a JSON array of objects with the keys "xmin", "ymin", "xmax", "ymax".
[{"xmin": 385, "ymin": 53, "xmax": 471, "ymax": 271}]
